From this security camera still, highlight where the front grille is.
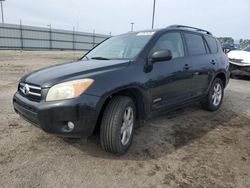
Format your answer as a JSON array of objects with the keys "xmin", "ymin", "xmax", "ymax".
[{"xmin": 19, "ymin": 82, "xmax": 42, "ymax": 101}]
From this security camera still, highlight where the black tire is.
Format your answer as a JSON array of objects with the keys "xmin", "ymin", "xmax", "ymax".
[
  {"xmin": 201, "ymin": 78, "xmax": 224, "ymax": 111},
  {"xmin": 100, "ymin": 96, "xmax": 136, "ymax": 154}
]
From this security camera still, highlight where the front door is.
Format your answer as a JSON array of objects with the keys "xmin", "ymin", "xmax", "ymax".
[{"xmin": 146, "ymin": 32, "xmax": 193, "ymax": 111}]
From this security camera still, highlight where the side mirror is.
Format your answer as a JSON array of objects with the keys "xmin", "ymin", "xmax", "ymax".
[
  {"xmin": 150, "ymin": 50, "xmax": 172, "ymax": 63},
  {"xmin": 222, "ymin": 47, "xmax": 231, "ymax": 54}
]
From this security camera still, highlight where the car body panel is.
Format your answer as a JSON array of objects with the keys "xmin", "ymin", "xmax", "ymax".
[
  {"xmin": 146, "ymin": 57, "xmax": 194, "ymax": 110},
  {"xmin": 22, "ymin": 60, "xmax": 130, "ymax": 88}
]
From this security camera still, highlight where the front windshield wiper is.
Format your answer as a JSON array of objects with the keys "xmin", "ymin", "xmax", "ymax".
[{"xmin": 91, "ymin": 57, "xmax": 110, "ymax": 60}]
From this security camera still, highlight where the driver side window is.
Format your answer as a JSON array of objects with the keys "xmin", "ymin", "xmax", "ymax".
[{"xmin": 150, "ymin": 32, "xmax": 184, "ymax": 59}]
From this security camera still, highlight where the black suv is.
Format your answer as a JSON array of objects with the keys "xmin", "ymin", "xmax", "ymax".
[{"xmin": 13, "ymin": 25, "xmax": 230, "ymax": 154}]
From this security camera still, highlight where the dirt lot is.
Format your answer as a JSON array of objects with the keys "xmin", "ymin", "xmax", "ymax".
[{"xmin": 0, "ymin": 51, "xmax": 250, "ymax": 188}]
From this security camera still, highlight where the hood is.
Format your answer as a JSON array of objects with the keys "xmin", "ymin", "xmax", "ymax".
[
  {"xmin": 22, "ymin": 59, "xmax": 130, "ymax": 87},
  {"xmin": 228, "ymin": 50, "xmax": 250, "ymax": 64}
]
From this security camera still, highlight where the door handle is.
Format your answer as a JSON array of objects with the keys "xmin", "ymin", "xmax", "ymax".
[
  {"xmin": 210, "ymin": 60, "xmax": 216, "ymax": 65},
  {"xmin": 183, "ymin": 64, "xmax": 190, "ymax": 70}
]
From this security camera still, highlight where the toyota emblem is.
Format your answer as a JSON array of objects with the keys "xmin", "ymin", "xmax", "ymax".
[{"xmin": 23, "ymin": 84, "xmax": 30, "ymax": 95}]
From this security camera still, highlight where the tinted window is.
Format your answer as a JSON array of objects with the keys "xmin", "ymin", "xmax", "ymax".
[
  {"xmin": 205, "ymin": 36, "xmax": 218, "ymax": 53},
  {"xmin": 184, "ymin": 33, "xmax": 206, "ymax": 56},
  {"xmin": 150, "ymin": 32, "xmax": 184, "ymax": 59}
]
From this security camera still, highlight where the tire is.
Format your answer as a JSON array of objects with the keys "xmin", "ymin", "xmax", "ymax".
[
  {"xmin": 201, "ymin": 78, "xmax": 224, "ymax": 111},
  {"xmin": 100, "ymin": 96, "xmax": 136, "ymax": 154}
]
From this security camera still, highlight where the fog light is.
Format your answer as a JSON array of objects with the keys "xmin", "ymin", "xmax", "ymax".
[{"xmin": 67, "ymin": 121, "xmax": 75, "ymax": 131}]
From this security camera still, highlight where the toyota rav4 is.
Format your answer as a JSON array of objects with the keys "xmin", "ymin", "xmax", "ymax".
[{"xmin": 13, "ymin": 25, "xmax": 230, "ymax": 154}]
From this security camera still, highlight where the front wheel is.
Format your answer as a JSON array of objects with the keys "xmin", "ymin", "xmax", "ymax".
[
  {"xmin": 100, "ymin": 96, "xmax": 136, "ymax": 154},
  {"xmin": 201, "ymin": 78, "xmax": 224, "ymax": 111}
]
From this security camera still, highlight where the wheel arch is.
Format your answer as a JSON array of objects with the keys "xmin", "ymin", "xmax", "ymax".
[
  {"xmin": 94, "ymin": 87, "xmax": 148, "ymax": 133},
  {"xmin": 214, "ymin": 72, "xmax": 227, "ymax": 88}
]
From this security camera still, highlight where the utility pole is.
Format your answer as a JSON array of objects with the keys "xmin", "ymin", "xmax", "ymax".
[
  {"xmin": 73, "ymin": 26, "xmax": 75, "ymax": 51},
  {"xmin": 47, "ymin": 24, "xmax": 52, "ymax": 49},
  {"xmin": 20, "ymin": 20, "xmax": 24, "ymax": 50},
  {"xmin": 0, "ymin": 0, "xmax": 5, "ymax": 24},
  {"xmin": 131, "ymin": 22, "xmax": 135, "ymax": 32},
  {"xmin": 92, "ymin": 29, "xmax": 95, "ymax": 48},
  {"xmin": 152, "ymin": 0, "xmax": 156, "ymax": 29}
]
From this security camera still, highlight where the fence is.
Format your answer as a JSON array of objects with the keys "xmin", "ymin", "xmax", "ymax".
[{"xmin": 0, "ymin": 23, "xmax": 110, "ymax": 51}]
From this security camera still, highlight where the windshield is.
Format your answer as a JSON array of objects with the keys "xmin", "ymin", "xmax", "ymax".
[
  {"xmin": 243, "ymin": 46, "xmax": 250, "ymax": 52},
  {"xmin": 85, "ymin": 32, "xmax": 154, "ymax": 60}
]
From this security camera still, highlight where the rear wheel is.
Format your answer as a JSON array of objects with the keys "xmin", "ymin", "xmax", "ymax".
[
  {"xmin": 100, "ymin": 96, "xmax": 136, "ymax": 154},
  {"xmin": 201, "ymin": 78, "xmax": 224, "ymax": 111}
]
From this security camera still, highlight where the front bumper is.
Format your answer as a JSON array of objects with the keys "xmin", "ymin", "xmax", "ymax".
[
  {"xmin": 13, "ymin": 91, "xmax": 101, "ymax": 137},
  {"xmin": 229, "ymin": 62, "xmax": 250, "ymax": 76}
]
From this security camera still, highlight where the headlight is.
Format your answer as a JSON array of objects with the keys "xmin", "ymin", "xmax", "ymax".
[{"xmin": 46, "ymin": 78, "xmax": 94, "ymax": 101}]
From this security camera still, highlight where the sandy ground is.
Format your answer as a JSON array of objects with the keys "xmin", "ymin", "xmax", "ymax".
[{"xmin": 0, "ymin": 51, "xmax": 250, "ymax": 188}]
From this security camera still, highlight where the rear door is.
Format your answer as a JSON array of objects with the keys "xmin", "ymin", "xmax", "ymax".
[
  {"xmin": 183, "ymin": 32, "xmax": 215, "ymax": 97},
  {"xmin": 146, "ymin": 32, "xmax": 193, "ymax": 110}
]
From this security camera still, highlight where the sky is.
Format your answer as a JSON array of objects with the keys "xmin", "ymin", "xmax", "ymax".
[{"xmin": 2, "ymin": 0, "xmax": 250, "ymax": 39}]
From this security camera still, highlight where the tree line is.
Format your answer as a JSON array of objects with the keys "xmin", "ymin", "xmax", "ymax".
[{"xmin": 217, "ymin": 37, "xmax": 250, "ymax": 49}]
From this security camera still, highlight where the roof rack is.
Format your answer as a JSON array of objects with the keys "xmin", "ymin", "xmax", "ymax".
[{"xmin": 167, "ymin": 25, "xmax": 212, "ymax": 35}]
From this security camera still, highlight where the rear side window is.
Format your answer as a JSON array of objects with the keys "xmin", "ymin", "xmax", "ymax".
[
  {"xmin": 204, "ymin": 36, "xmax": 218, "ymax": 54},
  {"xmin": 184, "ymin": 33, "xmax": 206, "ymax": 56}
]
